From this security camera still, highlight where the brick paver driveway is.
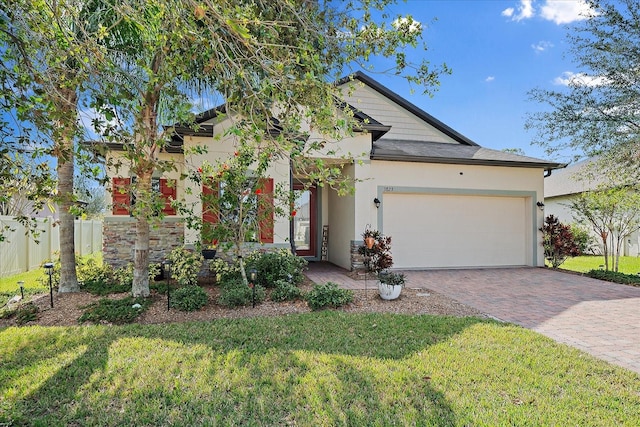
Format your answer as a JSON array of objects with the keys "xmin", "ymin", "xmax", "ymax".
[{"xmin": 403, "ymin": 268, "xmax": 640, "ymax": 374}]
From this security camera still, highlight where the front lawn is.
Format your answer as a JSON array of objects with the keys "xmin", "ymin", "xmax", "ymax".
[
  {"xmin": 560, "ymin": 255, "xmax": 640, "ymax": 274},
  {"xmin": 2, "ymin": 313, "xmax": 639, "ymax": 426}
]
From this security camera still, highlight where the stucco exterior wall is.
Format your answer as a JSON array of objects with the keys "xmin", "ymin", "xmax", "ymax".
[
  {"xmin": 327, "ymin": 165, "xmax": 356, "ymax": 269},
  {"xmin": 352, "ymin": 160, "xmax": 545, "ymax": 267}
]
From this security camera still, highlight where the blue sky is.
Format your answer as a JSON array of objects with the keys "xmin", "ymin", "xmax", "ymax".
[{"xmin": 365, "ymin": 0, "xmax": 593, "ymax": 163}]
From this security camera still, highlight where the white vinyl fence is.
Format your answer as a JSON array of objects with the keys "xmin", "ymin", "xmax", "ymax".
[{"xmin": 0, "ymin": 216, "xmax": 102, "ymax": 278}]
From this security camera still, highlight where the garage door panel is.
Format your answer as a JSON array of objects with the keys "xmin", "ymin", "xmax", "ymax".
[{"xmin": 384, "ymin": 193, "xmax": 527, "ymax": 268}]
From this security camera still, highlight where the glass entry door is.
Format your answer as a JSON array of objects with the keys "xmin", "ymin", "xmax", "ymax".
[{"xmin": 293, "ymin": 185, "xmax": 317, "ymax": 257}]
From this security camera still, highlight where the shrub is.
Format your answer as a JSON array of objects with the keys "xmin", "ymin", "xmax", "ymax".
[
  {"xmin": 587, "ymin": 269, "xmax": 640, "ymax": 286},
  {"xmin": 78, "ymin": 297, "xmax": 151, "ymax": 324},
  {"xmin": 305, "ymin": 282, "xmax": 353, "ymax": 310},
  {"xmin": 14, "ymin": 302, "xmax": 39, "ymax": 325},
  {"xmin": 247, "ymin": 250, "xmax": 307, "ymax": 288},
  {"xmin": 270, "ymin": 280, "xmax": 303, "ymax": 302},
  {"xmin": 170, "ymin": 286, "xmax": 208, "ymax": 311},
  {"xmin": 210, "ymin": 257, "xmax": 242, "ymax": 283},
  {"xmin": 0, "ymin": 302, "xmax": 39, "ymax": 325},
  {"xmin": 218, "ymin": 279, "xmax": 266, "ymax": 308},
  {"xmin": 167, "ymin": 247, "xmax": 203, "ymax": 287},
  {"xmin": 112, "ymin": 263, "xmax": 134, "ymax": 287},
  {"xmin": 540, "ymin": 215, "xmax": 581, "ymax": 268},
  {"xmin": 378, "ymin": 271, "xmax": 406, "ymax": 286},
  {"xmin": 570, "ymin": 224, "xmax": 596, "ymax": 254}
]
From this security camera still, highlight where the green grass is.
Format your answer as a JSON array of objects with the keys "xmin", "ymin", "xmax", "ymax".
[
  {"xmin": 560, "ymin": 255, "xmax": 640, "ymax": 274},
  {"xmin": 2, "ymin": 313, "xmax": 639, "ymax": 426},
  {"xmin": 0, "ymin": 270, "xmax": 48, "ymax": 308}
]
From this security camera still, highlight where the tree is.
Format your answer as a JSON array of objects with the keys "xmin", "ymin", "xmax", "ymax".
[
  {"xmin": 540, "ymin": 215, "xmax": 581, "ymax": 268},
  {"xmin": 93, "ymin": 0, "xmax": 448, "ymax": 297},
  {"xmin": 526, "ymin": 0, "xmax": 640, "ymax": 178},
  {"xmin": 0, "ymin": 0, "xmax": 107, "ymax": 292},
  {"xmin": 570, "ymin": 187, "xmax": 640, "ymax": 271}
]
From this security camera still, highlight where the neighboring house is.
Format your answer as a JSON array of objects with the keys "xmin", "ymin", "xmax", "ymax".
[
  {"xmin": 544, "ymin": 159, "xmax": 640, "ymax": 256},
  {"xmin": 103, "ymin": 72, "xmax": 563, "ymax": 270}
]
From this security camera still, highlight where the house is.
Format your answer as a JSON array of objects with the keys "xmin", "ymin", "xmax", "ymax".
[
  {"xmin": 544, "ymin": 159, "xmax": 640, "ymax": 256},
  {"xmin": 103, "ymin": 72, "xmax": 563, "ymax": 270}
]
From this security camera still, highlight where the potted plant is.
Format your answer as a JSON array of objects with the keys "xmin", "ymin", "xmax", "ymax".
[
  {"xmin": 201, "ymin": 239, "xmax": 218, "ymax": 260},
  {"xmin": 377, "ymin": 270, "xmax": 406, "ymax": 300},
  {"xmin": 357, "ymin": 228, "xmax": 403, "ymax": 300}
]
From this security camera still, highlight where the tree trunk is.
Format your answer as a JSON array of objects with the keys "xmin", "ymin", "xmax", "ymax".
[
  {"xmin": 57, "ymin": 86, "xmax": 79, "ymax": 293},
  {"xmin": 132, "ymin": 169, "xmax": 152, "ymax": 297}
]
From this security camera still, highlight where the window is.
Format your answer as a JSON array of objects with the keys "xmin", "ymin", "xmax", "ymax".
[
  {"xmin": 111, "ymin": 177, "xmax": 176, "ymax": 216},
  {"xmin": 202, "ymin": 177, "xmax": 273, "ymax": 243}
]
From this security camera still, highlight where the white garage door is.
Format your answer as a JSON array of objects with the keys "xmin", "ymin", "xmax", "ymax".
[{"xmin": 383, "ymin": 193, "xmax": 528, "ymax": 269}]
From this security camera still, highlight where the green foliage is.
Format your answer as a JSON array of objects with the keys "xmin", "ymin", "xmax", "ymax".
[
  {"xmin": 112, "ymin": 263, "xmax": 134, "ymax": 287},
  {"xmin": 218, "ymin": 279, "xmax": 266, "ymax": 308},
  {"xmin": 14, "ymin": 302, "xmax": 39, "ymax": 325},
  {"xmin": 305, "ymin": 282, "xmax": 354, "ymax": 310},
  {"xmin": 0, "ymin": 302, "xmax": 39, "ymax": 325},
  {"xmin": 570, "ymin": 224, "xmax": 595, "ymax": 254},
  {"xmin": 78, "ymin": 297, "xmax": 151, "ymax": 324},
  {"xmin": 170, "ymin": 286, "xmax": 208, "ymax": 312},
  {"xmin": 377, "ymin": 271, "xmax": 406, "ymax": 287},
  {"xmin": 167, "ymin": 247, "xmax": 203, "ymax": 287},
  {"xmin": 210, "ymin": 257, "xmax": 242, "ymax": 283},
  {"xmin": 2, "ymin": 314, "xmax": 640, "ymax": 425},
  {"xmin": 586, "ymin": 269, "xmax": 640, "ymax": 286},
  {"xmin": 270, "ymin": 280, "xmax": 303, "ymax": 302},
  {"xmin": 247, "ymin": 249, "xmax": 307, "ymax": 288}
]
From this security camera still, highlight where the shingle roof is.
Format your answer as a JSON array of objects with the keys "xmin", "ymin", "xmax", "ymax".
[
  {"xmin": 371, "ymin": 139, "xmax": 565, "ymax": 170},
  {"xmin": 544, "ymin": 159, "xmax": 606, "ymax": 198}
]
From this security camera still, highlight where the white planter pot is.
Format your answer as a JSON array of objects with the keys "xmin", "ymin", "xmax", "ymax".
[{"xmin": 378, "ymin": 281, "xmax": 402, "ymax": 300}]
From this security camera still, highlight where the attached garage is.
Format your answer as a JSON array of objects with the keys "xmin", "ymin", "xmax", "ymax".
[{"xmin": 382, "ymin": 191, "xmax": 534, "ymax": 269}]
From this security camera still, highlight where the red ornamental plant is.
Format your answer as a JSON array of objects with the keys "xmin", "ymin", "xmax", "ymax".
[
  {"xmin": 358, "ymin": 228, "xmax": 393, "ymax": 274},
  {"xmin": 540, "ymin": 215, "xmax": 581, "ymax": 268}
]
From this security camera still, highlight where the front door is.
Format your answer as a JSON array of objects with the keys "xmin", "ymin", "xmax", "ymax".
[{"xmin": 293, "ymin": 185, "xmax": 317, "ymax": 257}]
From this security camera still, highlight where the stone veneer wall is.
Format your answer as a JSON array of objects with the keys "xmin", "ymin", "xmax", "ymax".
[
  {"xmin": 350, "ymin": 240, "xmax": 365, "ymax": 272},
  {"xmin": 103, "ymin": 217, "xmax": 184, "ymax": 268}
]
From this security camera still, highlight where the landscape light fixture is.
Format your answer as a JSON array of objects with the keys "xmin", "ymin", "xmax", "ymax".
[
  {"xmin": 44, "ymin": 262, "xmax": 54, "ymax": 308},
  {"xmin": 248, "ymin": 267, "xmax": 258, "ymax": 308},
  {"xmin": 18, "ymin": 281, "xmax": 24, "ymax": 299},
  {"xmin": 373, "ymin": 197, "xmax": 381, "ymax": 209},
  {"xmin": 163, "ymin": 260, "xmax": 172, "ymax": 311}
]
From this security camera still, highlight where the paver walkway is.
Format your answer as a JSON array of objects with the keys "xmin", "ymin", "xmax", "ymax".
[{"xmin": 307, "ymin": 263, "xmax": 640, "ymax": 375}]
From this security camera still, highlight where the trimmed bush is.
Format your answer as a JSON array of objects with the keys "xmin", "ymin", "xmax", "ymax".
[
  {"xmin": 587, "ymin": 269, "xmax": 640, "ymax": 286},
  {"xmin": 170, "ymin": 286, "xmax": 208, "ymax": 312},
  {"xmin": 218, "ymin": 279, "xmax": 266, "ymax": 308},
  {"xmin": 78, "ymin": 297, "xmax": 151, "ymax": 324},
  {"xmin": 270, "ymin": 280, "xmax": 303, "ymax": 302},
  {"xmin": 305, "ymin": 282, "xmax": 353, "ymax": 310},
  {"xmin": 247, "ymin": 250, "xmax": 308, "ymax": 288}
]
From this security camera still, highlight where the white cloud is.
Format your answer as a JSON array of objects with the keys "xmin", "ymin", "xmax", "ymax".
[
  {"xmin": 553, "ymin": 71, "xmax": 609, "ymax": 87},
  {"xmin": 540, "ymin": 0, "xmax": 593, "ymax": 24},
  {"xmin": 485, "ymin": 76, "xmax": 495, "ymax": 82},
  {"xmin": 502, "ymin": 0, "xmax": 534, "ymax": 22},
  {"xmin": 531, "ymin": 40, "xmax": 554, "ymax": 53},
  {"xmin": 501, "ymin": 7, "xmax": 515, "ymax": 18},
  {"xmin": 502, "ymin": 0, "xmax": 594, "ymax": 25}
]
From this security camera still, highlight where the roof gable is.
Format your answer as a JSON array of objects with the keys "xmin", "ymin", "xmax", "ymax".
[{"xmin": 337, "ymin": 71, "xmax": 479, "ymax": 146}]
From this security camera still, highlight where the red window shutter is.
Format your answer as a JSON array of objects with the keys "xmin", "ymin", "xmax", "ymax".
[
  {"xmin": 258, "ymin": 178, "xmax": 274, "ymax": 243},
  {"xmin": 112, "ymin": 177, "xmax": 131, "ymax": 215},
  {"xmin": 202, "ymin": 180, "xmax": 219, "ymax": 240},
  {"xmin": 159, "ymin": 178, "xmax": 176, "ymax": 215}
]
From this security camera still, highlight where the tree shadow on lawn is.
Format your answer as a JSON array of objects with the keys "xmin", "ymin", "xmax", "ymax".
[{"xmin": 2, "ymin": 313, "xmax": 490, "ymax": 426}]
